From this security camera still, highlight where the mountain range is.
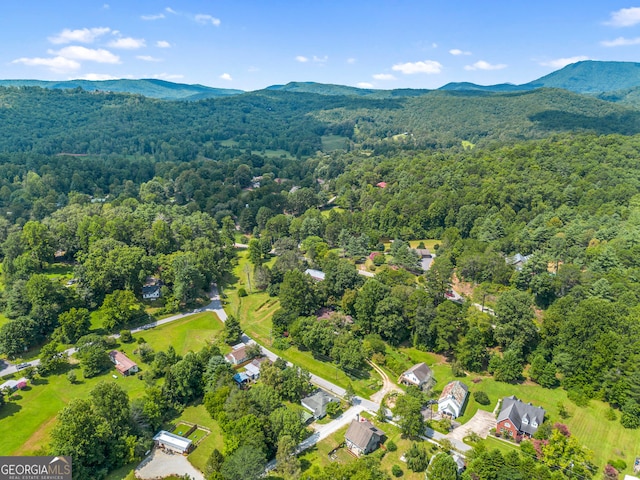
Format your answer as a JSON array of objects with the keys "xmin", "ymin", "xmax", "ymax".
[{"xmin": 2, "ymin": 60, "xmax": 639, "ymax": 102}]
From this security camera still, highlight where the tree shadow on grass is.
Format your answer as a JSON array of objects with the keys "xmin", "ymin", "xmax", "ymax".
[{"xmin": 0, "ymin": 401, "xmax": 22, "ymax": 420}]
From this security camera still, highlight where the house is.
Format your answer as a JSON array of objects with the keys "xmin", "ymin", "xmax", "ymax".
[
  {"xmin": 304, "ymin": 268, "xmax": 325, "ymax": 281},
  {"xmin": 225, "ymin": 344, "xmax": 249, "ymax": 365},
  {"xmin": 153, "ymin": 430, "xmax": 192, "ymax": 454},
  {"xmin": 452, "ymin": 453, "xmax": 466, "ymax": 474},
  {"xmin": 507, "ymin": 253, "xmax": 532, "ymax": 271},
  {"xmin": 142, "ymin": 285, "xmax": 162, "ymax": 300},
  {"xmin": 399, "ymin": 363, "xmax": 434, "ymax": 390},
  {"xmin": 376, "ymin": 182, "xmax": 387, "ymax": 188},
  {"xmin": 437, "ymin": 381, "xmax": 469, "ymax": 419},
  {"xmin": 345, "ymin": 418, "xmax": 385, "ymax": 456},
  {"xmin": 301, "ymin": 390, "xmax": 340, "ymax": 419},
  {"xmin": 0, "ymin": 377, "xmax": 28, "ymax": 392},
  {"xmin": 413, "ymin": 248, "xmax": 432, "ymax": 258},
  {"xmin": 497, "ymin": 395, "xmax": 546, "ymax": 438},
  {"xmin": 244, "ymin": 362, "xmax": 261, "ymax": 380},
  {"xmin": 109, "ymin": 351, "xmax": 139, "ymax": 376}
]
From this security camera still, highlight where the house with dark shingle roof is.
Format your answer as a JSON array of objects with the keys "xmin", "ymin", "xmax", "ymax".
[
  {"xmin": 301, "ymin": 389, "xmax": 340, "ymax": 419},
  {"xmin": 437, "ymin": 381, "xmax": 469, "ymax": 419},
  {"xmin": 497, "ymin": 395, "xmax": 546, "ymax": 438},
  {"xmin": 399, "ymin": 362, "xmax": 434, "ymax": 390},
  {"xmin": 345, "ymin": 418, "xmax": 385, "ymax": 456}
]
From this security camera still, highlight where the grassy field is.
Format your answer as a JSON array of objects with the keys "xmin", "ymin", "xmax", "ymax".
[
  {"xmin": 0, "ymin": 366, "xmax": 148, "ymax": 456},
  {"xmin": 321, "ymin": 134, "xmax": 349, "ymax": 151},
  {"xmin": 390, "ymin": 347, "xmax": 640, "ymax": 471},
  {"xmin": 224, "ymin": 251, "xmax": 379, "ymax": 398},
  {"xmin": 120, "ymin": 311, "xmax": 224, "ymax": 358},
  {"xmin": 0, "ymin": 311, "xmax": 225, "ymax": 458}
]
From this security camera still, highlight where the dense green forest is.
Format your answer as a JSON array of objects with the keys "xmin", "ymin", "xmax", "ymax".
[{"xmin": 3, "ymin": 76, "xmax": 640, "ymax": 479}]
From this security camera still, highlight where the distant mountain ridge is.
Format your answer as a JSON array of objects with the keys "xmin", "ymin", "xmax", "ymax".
[
  {"xmin": 3, "ymin": 60, "xmax": 640, "ymax": 102},
  {"xmin": 0, "ymin": 78, "xmax": 244, "ymax": 101}
]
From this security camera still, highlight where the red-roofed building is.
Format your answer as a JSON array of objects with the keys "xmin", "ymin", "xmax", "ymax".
[
  {"xmin": 109, "ymin": 351, "xmax": 139, "ymax": 376},
  {"xmin": 376, "ymin": 182, "xmax": 387, "ymax": 188}
]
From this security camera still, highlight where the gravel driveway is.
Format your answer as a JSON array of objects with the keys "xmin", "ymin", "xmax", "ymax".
[{"xmin": 135, "ymin": 449, "xmax": 204, "ymax": 480}]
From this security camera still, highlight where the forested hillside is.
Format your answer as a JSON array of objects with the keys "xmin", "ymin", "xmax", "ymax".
[{"xmin": 1, "ymin": 85, "xmax": 640, "ymax": 160}]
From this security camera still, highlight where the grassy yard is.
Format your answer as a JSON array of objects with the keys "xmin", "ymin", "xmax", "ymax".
[
  {"xmin": 177, "ymin": 403, "xmax": 224, "ymax": 473},
  {"xmin": 390, "ymin": 347, "xmax": 640, "ymax": 471},
  {"xmin": 224, "ymin": 251, "xmax": 379, "ymax": 398},
  {"xmin": 295, "ymin": 416, "xmax": 434, "ymax": 480},
  {"xmin": 0, "ymin": 311, "xmax": 225, "ymax": 458},
  {"xmin": 0, "ymin": 366, "xmax": 148, "ymax": 456}
]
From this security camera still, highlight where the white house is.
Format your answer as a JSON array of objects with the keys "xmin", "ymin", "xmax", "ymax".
[
  {"xmin": 437, "ymin": 381, "xmax": 469, "ymax": 419},
  {"xmin": 142, "ymin": 285, "xmax": 161, "ymax": 300},
  {"xmin": 398, "ymin": 363, "xmax": 434, "ymax": 390}
]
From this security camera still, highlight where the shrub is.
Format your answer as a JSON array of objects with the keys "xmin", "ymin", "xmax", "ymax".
[
  {"xmin": 473, "ymin": 391, "xmax": 490, "ymax": 405},
  {"xmin": 405, "ymin": 443, "xmax": 429, "ymax": 472},
  {"xmin": 605, "ymin": 408, "xmax": 617, "ymax": 421},
  {"xmin": 391, "ymin": 465, "xmax": 402, "ymax": 477},
  {"xmin": 386, "ymin": 440, "xmax": 397, "ymax": 452},
  {"xmin": 373, "ymin": 254, "xmax": 385, "ymax": 266},
  {"xmin": 567, "ymin": 388, "xmax": 590, "ymax": 407},
  {"xmin": 66, "ymin": 370, "xmax": 77, "ymax": 384},
  {"xmin": 271, "ymin": 337, "xmax": 291, "ymax": 350},
  {"xmin": 608, "ymin": 459, "xmax": 627, "ymax": 472},
  {"xmin": 120, "ymin": 330, "xmax": 132, "ymax": 343},
  {"xmin": 237, "ymin": 287, "xmax": 248, "ymax": 297},
  {"xmin": 326, "ymin": 401, "xmax": 341, "ymax": 418},
  {"xmin": 137, "ymin": 337, "xmax": 146, "ymax": 344}
]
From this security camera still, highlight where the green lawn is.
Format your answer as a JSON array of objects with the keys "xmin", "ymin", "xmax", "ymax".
[
  {"xmin": 295, "ymin": 416, "xmax": 432, "ymax": 480},
  {"xmin": 394, "ymin": 347, "xmax": 640, "ymax": 472},
  {"xmin": 178, "ymin": 403, "xmax": 224, "ymax": 473},
  {"xmin": 0, "ymin": 366, "xmax": 147, "ymax": 456},
  {"xmin": 120, "ymin": 311, "xmax": 224, "ymax": 358},
  {"xmin": 0, "ymin": 311, "xmax": 224, "ymax": 458},
  {"xmin": 44, "ymin": 263, "xmax": 74, "ymax": 281},
  {"xmin": 224, "ymin": 251, "xmax": 379, "ymax": 398}
]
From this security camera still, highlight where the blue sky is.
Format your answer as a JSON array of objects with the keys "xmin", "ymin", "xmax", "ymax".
[{"xmin": 2, "ymin": 1, "xmax": 640, "ymax": 91}]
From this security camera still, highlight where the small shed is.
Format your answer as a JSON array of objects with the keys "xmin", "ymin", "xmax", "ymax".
[
  {"xmin": 244, "ymin": 362, "xmax": 261, "ymax": 380},
  {"xmin": 153, "ymin": 430, "xmax": 192, "ymax": 454}
]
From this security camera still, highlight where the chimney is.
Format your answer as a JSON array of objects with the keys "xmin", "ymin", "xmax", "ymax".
[{"xmin": 356, "ymin": 413, "xmax": 360, "ymax": 422}]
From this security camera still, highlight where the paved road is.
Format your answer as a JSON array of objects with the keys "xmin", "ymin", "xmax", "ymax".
[{"xmin": 0, "ymin": 285, "xmax": 224, "ymax": 379}]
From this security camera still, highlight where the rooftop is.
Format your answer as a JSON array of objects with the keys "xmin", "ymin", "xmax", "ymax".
[
  {"xmin": 345, "ymin": 419, "xmax": 385, "ymax": 450},
  {"xmin": 153, "ymin": 430, "xmax": 192, "ymax": 451}
]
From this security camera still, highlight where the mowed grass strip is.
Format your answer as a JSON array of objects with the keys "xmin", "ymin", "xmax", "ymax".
[{"xmin": 225, "ymin": 252, "xmax": 378, "ymax": 397}]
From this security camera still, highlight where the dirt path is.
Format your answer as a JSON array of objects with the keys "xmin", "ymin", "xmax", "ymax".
[{"xmin": 369, "ymin": 360, "xmax": 403, "ymax": 404}]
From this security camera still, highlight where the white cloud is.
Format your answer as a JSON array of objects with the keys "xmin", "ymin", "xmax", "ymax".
[
  {"xmin": 195, "ymin": 14, "xmax": 221, "ymax": 26},
  {"xmin": 77, "ymin": 73, "xmax": 119, "ymax": 80},
  {"xmin": 141, "ymin": 13, "xmax": 165, "ymax": 20},
  {"xmin": 449, "ymin": 48, "xmax": 471, "ymax": 56},
  {"xmin": 137, "ymin": 55, "xmax": 162, "ymax": 62},
  {"xmin": 165, "ymin": 7, "xmax": 177, "ymax": 14},
  {"xmin": 606, "ymin": 7, "xmax": 640, "ymax": 27},
  {"xmin": 432, "ymin": 43, "xmax": 438, "ymax": 48},
  {"xmin": 103, "ymin": 4, "xmax": 110, "ymax": 9},
  {"xmin": 295, "ymin": 55, "xmax": 309, "ymax": 63},
  {"xmin": 356, "ymin": 82, "xmax": 374, "ymax": 88},
  {"xmin": 156, "ymin": 40, "xmax": 171, "ymax": 48},
  {"xmin": 539, "ymin": 56, "xmax": 590, "ymax": 68},
  {"xmin": 601, "ymin": 36, "xmax": 640, "ymax": 47},
  {"xmin": 220, "ymin": 73, "xmax": 232, "ymax": 81},
  {"xmin": 392, "ymin": 60, "xmax": 443, "ymax": 74},
  {"xmin": 313, "ymin": 55, "xmax": 328, "ymax": 63},
  {"xmin": 12, "ymin": 56, "xmax": 81, "ymax": 73},
  {"xmin": 108, "ymin": 37, "xmax": 146, "ymax": 49},
  {"xmin": 373, "ymin": 73, "xmax": 396, "ymax": 80},
  {"xmin": 52, "ymin": 46, "xmax": 120, "ymax": 64},
  {"xmin": 48, "ymin": 27, "xmax": 111, "ymax": 44},
  {"xmin": 347, "ymin": 58, "xmax": 356, "ymax": 64},
  {"xmin": 152, "ymin": 73, "xmax": 184, "ymax": 80},
  {"xmin": 464, "ymin": 60, "xmax": 507, "ymax": 71}
]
